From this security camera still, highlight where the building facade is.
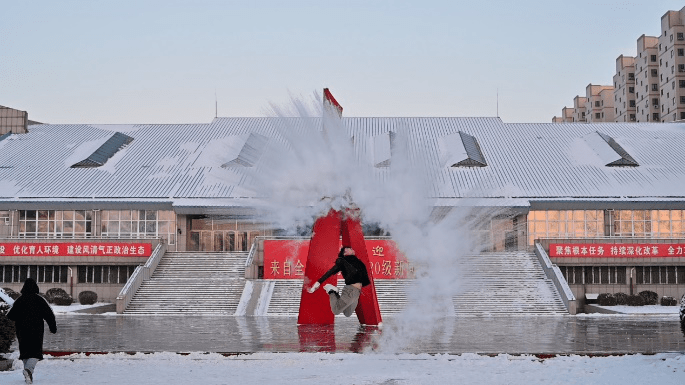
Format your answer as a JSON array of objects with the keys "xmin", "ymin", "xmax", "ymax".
[
  {"xmin": 635, "ymin": 35, "xmax": 661, "ymax": 122},
  {"xmin": 613, "ymin": 55, "xmax": 636, "ymax": 122}
]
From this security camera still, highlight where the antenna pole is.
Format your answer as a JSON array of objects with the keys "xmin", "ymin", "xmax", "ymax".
[{"xmin": 497, "ymin": 88, "xmax": 499, "ymax": 117}]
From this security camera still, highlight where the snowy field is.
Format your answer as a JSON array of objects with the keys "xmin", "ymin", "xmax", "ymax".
[{"xmin": 0, "ymin": 351, "xmax": 684, "ymax": 384}]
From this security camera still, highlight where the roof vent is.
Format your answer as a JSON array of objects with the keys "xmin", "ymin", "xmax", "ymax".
[
  {"xmin": 438, "ymin": 131, "xmax": 487, "ymax": 167},
  {"xmin": 71, "ymin": 132, "xmax": 133, "ymax": 168},
  {"xmin": 373, "ymin": 131, "xmax": 395, "ymax": 167},
  {"xmin": 222, "ymin": 133, "xmax": 269, "ymax": 168},
  {"xmin": 584, "ymin": 131, "xmax": 638, "ymax": 167}
]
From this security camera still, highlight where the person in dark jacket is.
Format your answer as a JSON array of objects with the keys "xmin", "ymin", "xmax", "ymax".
[
  {"xmin": 7, "ymin": 278, "xmax": 57, "ymax": 384},
  {"xmin": 307, "ymin": 246, "xmax": 371, "ymax": 317}
]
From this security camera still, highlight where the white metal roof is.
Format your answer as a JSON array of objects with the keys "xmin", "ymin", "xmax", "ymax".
[{"xmin": 2, "ymin": 117, "xmax": 685, "ymax": 208}]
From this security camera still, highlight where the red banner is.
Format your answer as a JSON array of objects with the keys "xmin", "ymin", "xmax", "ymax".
[
  {"xmin": 0, "ymin": 243, "xmax": 152, "ymax": 257},
  {"xmin": 549, "ymin": 243, "xmax": 685, "ymax": 258},
  {"xmin": 264, "ymin": 239, "xmax": 412, "ymax": 279}
]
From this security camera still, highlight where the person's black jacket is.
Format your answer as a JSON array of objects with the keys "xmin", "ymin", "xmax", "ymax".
[
  {"xmin": 7, "ymin": 279, "xmax": 57, "ymax": 360},
  {"xmin": 317, "ymin": 254, "xmax": 371, "ymax": 287}
]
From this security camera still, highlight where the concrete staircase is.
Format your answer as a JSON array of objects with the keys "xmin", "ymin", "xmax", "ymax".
[
  {"xmin": 261, "ymin": 252, "xmax": 567, "ymax": 316},
  {"xmin": 452, "ymin": 252, "xmax": 567, "ymax": 316},
  {"xmin": 124, "ymin": 252, "xmax": 247, "ymax": 315}
]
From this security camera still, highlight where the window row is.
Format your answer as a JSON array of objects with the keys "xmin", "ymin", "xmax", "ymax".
[
  {"xmin": 0, "ymin": 265, "xmax": 69, "ymax": 283},
  {"xmin": 560, "ymin": 265, "xmax": 685, "ymax": 285},
  {"xmin": 77, "ymin": 265, "xmax": 139, "ymax": 284}
]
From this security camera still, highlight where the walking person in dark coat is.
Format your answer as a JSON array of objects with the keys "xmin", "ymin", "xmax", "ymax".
[
  {"xmin": 307, "ymin": 246, "xmax": 371, "ymax": 317},
  {"xmin": 7, "ymin": 278, "xmax": 57, "ymax": 384}
]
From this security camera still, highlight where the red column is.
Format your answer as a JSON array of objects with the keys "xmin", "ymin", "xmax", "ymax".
[
  {"xmin": 342, "ymin": 211, "xmax": 383, "ymax": 326},
  {"xmin": 297, "ymin": 210, "xmax": 341, "ymax": 325}
]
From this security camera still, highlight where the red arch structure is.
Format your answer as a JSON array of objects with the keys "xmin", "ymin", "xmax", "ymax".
[{"xmin": 297, "ymin": 209, "xmax": 382, "ymax": 326}]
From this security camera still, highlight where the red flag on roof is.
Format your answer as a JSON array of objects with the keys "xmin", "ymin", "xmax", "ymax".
[{"xmin": 323, "ymin": 88, "xmax": 343, "ymax": 117}]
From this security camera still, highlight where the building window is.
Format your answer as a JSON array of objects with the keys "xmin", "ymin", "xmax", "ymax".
[
  {"xmin": 0, "ymin": 265, "xmax": 69, "ymax": 283},
  {"xmin": 651, "ymin": 54, "xmax": 657, "ymax": 62},
  {"xmin": 629, "ymin": 100, "xmax": 635, "ymax": 107},
  {"xmin": 652, "ymin": 98, "xmax": 659, "ymax": 106},
  {"xmin": 678, "ymin": 32, "xmax": 684, "ymax": 40},
  {"xmin": 628, "ymin": 72, "xmax": 634, "ymax": 80},
  {"xmin": 526, "ymin": 210, "xmax": 604, "ymax": 246},
  {"xmin": 630, "ymin": 114, "xmax": 636, "ymax": 121},
  {"xmin": 651, "ymin": 83, "xmax": 658, "ymax": 91},
  {"xmin": 680, "ymin": 80, "xmax": 685, "ymax": 88},
  {"xmin": 628, "ymin": 86, "xmax": 634, "ymax": 93},
  {"xmin": 651, "ymin": 69, "xmax": 658, "ymax": 77},
  {"xmin": 653, "ymin": 112, "xmax": 660, "ymax": 120},
  {"xmin": 19, "ymin": 210, "xmax": 93, "ymax": 238},
  {"xmin": 594, "ymin": 101, "xmax": 600, "ymax": 107},
  {"xmin": 560, "ymin": 266, "xmax": 626, "ymax": 285},
  {"xmin": 636, "ymin": 266, "xmax": 685, "ymax": 284},
  {"xmin": 595, "ymin": 112, "xmax": 601, "ymax": 119},
  {"xmin": 77, "ymin": 265, "xmax": 138, "ymax": 284},
  {"xmin": 100, "ymin": 210, "xmax": 176, "ymax": 245},
  {"xmin": 679, "ymin": 49, "xmax": 684, "ymax": 56},
  {"xmin": 681, "ymin": 112, "xmax": 685, "ymax": 120}
]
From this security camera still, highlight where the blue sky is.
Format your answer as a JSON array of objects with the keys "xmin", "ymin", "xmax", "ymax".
[{"xmin": 1, "ymin": 0, "xmax": 684, "ymax": 124}]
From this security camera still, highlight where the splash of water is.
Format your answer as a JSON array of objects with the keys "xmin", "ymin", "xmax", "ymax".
[{"xmin": 244, "ymin": 91, "xmax": 510, "ymax": 352}]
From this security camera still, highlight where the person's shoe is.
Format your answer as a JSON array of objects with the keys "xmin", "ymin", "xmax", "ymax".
[
  {"xmin": 323, "ymin": 284, "xmax": 338, "ymax": 295},
  {"xmin": 23, "ymin": 368, "xmax": 32, "ymax": 384}
]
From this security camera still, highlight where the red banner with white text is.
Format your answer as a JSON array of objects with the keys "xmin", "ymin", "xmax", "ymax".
[
  {"xmin": 263, "ymin": 239, "xmax": 412, "ymax": 279},
  {"xmin": 549, "ymin": 243, "xmax": 685, "ymax": 258},
  {"xmin": 0, "ymin": 243, "xmax": 152, "ymax": 257}
]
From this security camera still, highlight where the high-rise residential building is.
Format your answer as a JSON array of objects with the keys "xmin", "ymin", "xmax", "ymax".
[
  {"xmin": 573, "ymin": 96, "xmax": 588, "ymax": 122},
  {"xmin": 658, "ymin": 7, "xmax": 685, "ymax": 122},
  {"xmin": 585, "ymin": 84, "xmax": 615, "ymax": 122},
  {"xmin": 613, "ymin": 55, "xmax": 636, "ymax": 122},
  {"xmin": 635, "ymin": 35, "xmax": 660, "ymax": 122}
]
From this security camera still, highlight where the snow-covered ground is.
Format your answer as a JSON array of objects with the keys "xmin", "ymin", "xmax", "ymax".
[
  {"xmin": 0, "ymin": 304, "xmax": 679, "ymax": 383},
  {"xmin": 0, "ymin": 351, "xmax": 683, "ymax": 384}
]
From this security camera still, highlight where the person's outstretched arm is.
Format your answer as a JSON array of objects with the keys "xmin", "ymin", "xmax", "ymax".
[{"xmin": 307, "ymin": 259, "xmax": 342, "ymax": 293}]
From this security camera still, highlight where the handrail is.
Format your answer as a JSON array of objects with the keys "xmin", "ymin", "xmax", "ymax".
[
  {"xmin": 116, "ymin": 242, "xmax": 167, "ymax": 313},
  {"xmin": 534, "ymin": 242, "xmax": 577, "ymax": 314},
  {"xmin": 245, "ymin": 238, "xmax": 258, "ymax": 267}
]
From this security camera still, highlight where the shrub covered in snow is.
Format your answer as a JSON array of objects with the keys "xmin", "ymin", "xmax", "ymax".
[
  {"xmin": 597, "ymin": 293, "xmax": 617, "ymax": 306},
  {"xmin": 627, "ymin": 294, "xmax": 645, "ymax": 306},
  {"xmin": 614, "ymin": 292, "xmax": 628, "ymax": 305},
  {"xmin": 45, "ymin": 288, "xmax": 69, "ymax": 303},
  {"xmin": 660, "ymin": 296, "xmax": 677, "ymax": 306},
  {"xmin": 78, "ymin": 291, "xmax": 98, "ymax": 305},
  {"xmin": 2, "ymin": 288, "xmax": 20, "ymax": 301},
  {"xmin": 52, "ymin": 293, "xmax": 74, "ymax": 306},
  {"xmin": 638, "ymin": 291, "xmax": 658, "ymax": 305},
  {"xmin": 0, "ymin": 303, "xmax": 15, "ymax": 354}
]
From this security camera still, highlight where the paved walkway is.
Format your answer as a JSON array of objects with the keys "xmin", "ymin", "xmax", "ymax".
[{"xmin": 42, "ymin": 314, "xmax": 685, "ymax": 354}]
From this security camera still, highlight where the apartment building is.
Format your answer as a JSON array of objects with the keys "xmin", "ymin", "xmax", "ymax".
[
  {"xmin": 613, "ymin": 55, "xmax": 636, "ymax": 122},
  {"xmin": 0, "ymin": 105, "xmax": 29, "ymax": 135},
  {"xmin": 572, "ymin": 96, "xmax": 587, "ymax": 122},
  {"xmin": 635, "ymin": 35, "xmax": 661, "ymax": 122},
  {"xmin": 552, "ymin": 106, "xmax": 575, "ymax": 123},
  {"xmin": 658, "ymin": 7, "xmax": 685, "ymax": 122},
  {"xmin": 585, "ymin": 84, "xmax": 615, "ymax": 122}
]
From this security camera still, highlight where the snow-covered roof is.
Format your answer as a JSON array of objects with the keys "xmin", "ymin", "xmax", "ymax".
[{"xmin": 1, "ymin": 117, "xmax": 685, "ymax": 209}]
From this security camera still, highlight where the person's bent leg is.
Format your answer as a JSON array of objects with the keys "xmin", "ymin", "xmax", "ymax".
[
  {"xmin": 342, "ymin": 286, "xmax": 361, "ymax": 317},
  {"xmin": 330, "ymin": 285, "xmax": 359, "ymax": 315}
]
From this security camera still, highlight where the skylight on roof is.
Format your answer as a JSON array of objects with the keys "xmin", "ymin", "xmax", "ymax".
[
  {"xmin": 438, "ymin": 131, "xmax": 487, "ymax": 168},
  {"xmin": 583, "ymin": 131, "xmax": 638, "ymax": 167},
  {"xmin": 222, "ymin": 133, "xmax": 269, "ymax": 168},
  {"xmin": 373, "ymin": 131, "xmax": 395, "ymax": 168},
  {"xmin": 71, "ymin": 132, "xmax": 133, "ymax": 168}
]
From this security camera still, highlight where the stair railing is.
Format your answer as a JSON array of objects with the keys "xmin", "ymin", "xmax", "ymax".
[
  {"xmin": 116, "ymin": 241, "xmax": 167, "ymax": 313},
  {"xmin": 534, "ymin": 242, "xmax": 577, "ymax": 314}
]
